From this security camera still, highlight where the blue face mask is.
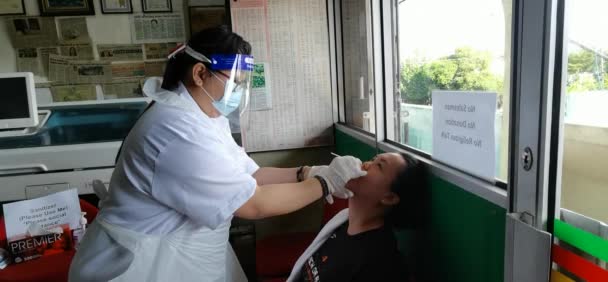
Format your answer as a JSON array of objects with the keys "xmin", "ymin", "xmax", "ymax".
[{"xmin": 202, "ymin": 72, "xmax": 243, "ymax": 116}]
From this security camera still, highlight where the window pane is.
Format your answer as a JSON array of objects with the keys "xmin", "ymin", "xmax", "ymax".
[
  {"xmin": 341, "ymin": 0, "xmax": 375, "ymax": 133},
  {"xmin": 394, "ymin": 0, "xmax": 512, "ymax": 180},
  {"xmin": 560, "ymin": 0, "xmax": 608, "ymax": 223}
]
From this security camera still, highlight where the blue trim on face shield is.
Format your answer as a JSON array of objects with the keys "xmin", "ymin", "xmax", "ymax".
[{"xmin": 208, "ymin": 54, "xmax": 254, "ymax": 71}]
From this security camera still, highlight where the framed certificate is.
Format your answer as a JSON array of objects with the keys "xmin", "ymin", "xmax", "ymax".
[
  {"xmin": 0, "ymin": 0, "xmax": 25, "ymax": 16},
  {"xmin": 38, "ymin": 0, "xmax": 96, "ymax": 16},
  {"xmin": 100, "ymin": 0, "xmax": 133, "ymax": 14},
  {"xmin": 142, "ymin": 0, "xmax": 172, "ymax": 13}
]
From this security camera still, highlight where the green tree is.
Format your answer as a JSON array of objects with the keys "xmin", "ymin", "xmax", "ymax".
[
  {"xmin": 400, "ymin": 47, "xmax": 503, "ymax": 105},
  {"xmin": 568, "ymin": 50, "xmax": 595, "ymax": 74}
]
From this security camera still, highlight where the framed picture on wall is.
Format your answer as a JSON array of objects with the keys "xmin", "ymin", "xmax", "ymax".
[
  {"xmin": 142, "ymin": 0, "xmax": 172, "ymax": 13},
  {"xmin": 189, "ymin": 6, "xmax": 227, "ymax": 36},
  {"xmin": 38, "ymin": 0, "xmax": 96, "ymax": 16},
  {"xmin": 0, "ymin": 0, "xmax": 26, "ymax": 16},
  {"xmin": 100, "ymin": 0, "xmax": 133, "ymax": 14}
]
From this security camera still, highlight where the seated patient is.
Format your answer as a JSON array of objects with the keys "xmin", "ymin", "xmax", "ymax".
[{"xmin": 288, "ymin": 153, "xmax": 429, "ymax": 282}]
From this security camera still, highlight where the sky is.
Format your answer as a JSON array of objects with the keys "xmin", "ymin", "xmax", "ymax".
[{"xmin": 398, "ymin": 0, "xmax": 608, "ymax": 60}]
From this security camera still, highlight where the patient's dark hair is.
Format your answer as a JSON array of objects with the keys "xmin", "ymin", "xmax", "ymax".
[
  {"xmin": 386, "ymin": 153, "xmax": 430, "ymax": 229},
  {"xmin": 161, "ymin": 25, "xmax": 252, "ymax": 91}
]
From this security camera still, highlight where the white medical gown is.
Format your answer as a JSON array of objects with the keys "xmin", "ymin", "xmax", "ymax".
[{"xmin": 69, "ymin": 78, "xmax": 257, "ymax": 282}]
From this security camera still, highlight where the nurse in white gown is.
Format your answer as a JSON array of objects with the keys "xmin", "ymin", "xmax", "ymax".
[{"xmin": 68, "ymin": 25, "xmax": 366, "ymax": 282}]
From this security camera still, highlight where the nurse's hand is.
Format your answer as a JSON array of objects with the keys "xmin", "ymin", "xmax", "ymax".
[{"xmin": 309, "ymin": 156, "xmax": 367, "ymax": 204}]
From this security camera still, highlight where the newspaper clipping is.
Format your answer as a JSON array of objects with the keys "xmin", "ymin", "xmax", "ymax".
[
  {"xmin": 48, "ymin": 55, "xmax": 111, "ymax": 84},
  {"xmin": 111, "ymin": 62, "xmax": 145, "ymax": 80},
  {"xmin": 7, "ymin": 17, "xmax": 59, "ymax": 48},
  {"xmin": 98, "ymin": 44, "xmax": 144, "ymax": 61},
  {"xmin": 51, "ymin": 84, "xmax": 97, "ymax": 102},
  {"xmin": 132, "ymin": 14, "xmax": 185, "ymax": 43},
  {"xmin": 144, "ymin": 42, "xmax": 178, "ymax": 60},
  {"xmin": 39, "ymin": 47, "xmax": 59, "ymax": 77},
  {"xmin": 59, "ymin": 43, "xmax": 94, "ymax": 60},
  {"xmin": 16, "ymin": 48, "xmax": 43, "ymax": 77},
  {"xmin": 144, "ymin": 61, "xmax": 166, "ymax": 77},
  {"xmin": 102, "ymin": 80, "xmax": 143, "ymax": 99},
  {"xmin": 57, "ymin": 17, "xmax": 91, "ymax": 44}
]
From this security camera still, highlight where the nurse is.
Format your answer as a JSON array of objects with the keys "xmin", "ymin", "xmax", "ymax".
[{"xmin": 68, "ymin": 26, "xmax": 366, "ymax": 282}]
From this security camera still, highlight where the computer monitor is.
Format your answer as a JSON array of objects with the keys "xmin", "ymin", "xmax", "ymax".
[{"xmin": 0, "ymin": 72, "xmax": 38, "ymax": 130}]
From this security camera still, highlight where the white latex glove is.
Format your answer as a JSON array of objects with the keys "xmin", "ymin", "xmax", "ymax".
[
  {"xmin": 309, "ymin": 156, "xmax": 367, "ymax": 204},
  {"xmin": 304, "ymin": 165, "xmax": 328, "ymax": 180}
]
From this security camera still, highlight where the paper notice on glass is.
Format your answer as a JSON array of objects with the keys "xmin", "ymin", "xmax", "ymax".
[
  {"xmin": 98, "ymin": 44, "xmax": 144, "ymax": 61},
  {"xmin": 144, "ymin": 42, "xmax": 178, "ymax": 60},
  {"xmin": 59, "ymin": 43, "xmax": 94, "ymax": 60},
  {"xmin": 51, "ymin": 84, "xmax": 97, "ymax": 102},
  {"xmin": 57, "ymin": 17, "xmax": 91, "ymax": 44},
  {"xmin": 131, "ymin": 14, "xmax": 185, "ymax": 43},
  {"xmin": 432, "ymin": 91, "xmax": 497, "ymax": 181},
  {"xmin": 39, "ymin": 47, "xmax": 59, "ymax": 77},
  {"xmin": 250, "ymin": 63, "xmax": 272, "ymax": 111},
  {"xmin": 111, "ymin": 62, "xmax": 146, "ymax": 80},
  {"xmin": 2, "ymin": 189, "xmax": 81, "ymax": 242},
  {"xmin": 6, "ymin": 17, "xmax": 59, "ymax": 48},
  {"xmin": 144, "ymin": 61, "xmax": 166, "ymax": 77},
  {"xmin": 16, "ymin": 48, "xmax": 43, "ymax": 77},
  {"xmin": 102, "ymin": 80, "xmax": 143, "ymax": 99},
  {"xmin": 230, "ymin": 0, "xmax": 270, "ymax": 61},
  {"xmin": 48, "ymin": 55, "xmax": 112, "ymax": 84}
]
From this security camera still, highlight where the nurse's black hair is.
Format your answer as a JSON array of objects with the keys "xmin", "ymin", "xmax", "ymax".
[
  {"xmin": 161, "ymin": 25, "xmax": 252, "ymax": 91},
  {"xmin": 386, "ymin": 153, "xmax": 430, "ymax": 229}
]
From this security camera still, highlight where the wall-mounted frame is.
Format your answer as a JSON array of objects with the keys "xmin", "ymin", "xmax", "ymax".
[
  {"xmin": 142, "ymin": 0, "xmax": 172, "ymax": 13},
  {"xmin": 0, "ymin": 0, "xmax": 26, "ymax": 16},
  {"xmin": 100, "ymin": 0, "xmax": 133, "ymax": 14},
  {"xmin": 38, "ymin": 0, "xmax": 95, "ymax": 16},
  {"xmin": 188, "ymin": 6, "xmax": 227, "ymax": 36}
]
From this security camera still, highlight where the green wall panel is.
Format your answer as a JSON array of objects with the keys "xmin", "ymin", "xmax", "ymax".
[{"xmin": 335, "ymin": 127, "xmax": 506, "ymax": 282}]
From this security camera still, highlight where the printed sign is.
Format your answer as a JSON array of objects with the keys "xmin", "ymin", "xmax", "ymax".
[
  {"xmin": 432, "ymin": 91, "xmax": 497, "ymax": 181},
  {"xmin": 2, "ymin": 189, "xmax": 81, "ymax": 242}
]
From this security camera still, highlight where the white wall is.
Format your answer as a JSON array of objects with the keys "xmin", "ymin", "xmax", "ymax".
[{"xmin": 0, "ymin": 0, "xmax": 185, "ymax": 74}]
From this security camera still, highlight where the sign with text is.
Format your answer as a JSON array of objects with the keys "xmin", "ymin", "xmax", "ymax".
[
  {"xmin": 2, "ymin": 189, "xmax": 81, "ymax": 241},
  {"xmin": 432, "ymin": 91, "xmax": 497, "ymax": 181}
]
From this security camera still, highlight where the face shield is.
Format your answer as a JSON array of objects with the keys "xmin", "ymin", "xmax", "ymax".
[{"xmin": 169, "ymin": 45, "xmax": 254, "ymax": 117}]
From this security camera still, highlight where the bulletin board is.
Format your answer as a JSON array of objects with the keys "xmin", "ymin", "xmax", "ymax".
[{"xmin": 231, "ymin": 0, "xmax": 334, "ymax": 152}]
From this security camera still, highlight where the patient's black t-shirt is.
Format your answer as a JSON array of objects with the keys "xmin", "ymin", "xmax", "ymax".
[{"xmin": 297, "ymin": 222, "xmax": 406, "ymax": 282}]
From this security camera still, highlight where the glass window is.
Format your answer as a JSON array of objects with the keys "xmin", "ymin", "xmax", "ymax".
[
  {"xmin": 393, "ymin": 0, "xmax": 512, "ymax": 180},
  {"xmin": 341, "ymin": 0, "xmax": 376, "ymax": 133},
  {"xmin": 559, "ymin": 0, "xmax": 608, "ymax": 223}
]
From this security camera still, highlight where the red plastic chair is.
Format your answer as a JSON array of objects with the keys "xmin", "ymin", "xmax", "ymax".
[
  {"xmin": 256, "ymin": 199, "xmax": 348, "ymax": 282},
  {"xmin": 0, "ymin": 199, "xmax": 98, "ymax": 282}
]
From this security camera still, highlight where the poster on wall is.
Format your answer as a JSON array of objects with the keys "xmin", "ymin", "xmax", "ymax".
[
  {"xmin": 189, "ymin": 6, "xmax": 226, "ymax": 36},
  {"xmin": 249, "ymin": 63, "xmax": 272, "ymax": 111},
  {"xmin": 0, "ymin": 0, "xmax": 25, "ymax": 15},
  {"xmin": 144, "ymin": 42, "xmax": 178, "ymax": 60},
  {"xmin": 102, "ymin": 79, "xmax": 143, "ymax": 99},
  {"xmin": 57, "ymin": 17, "xmax": 91, "ymax": 44},
  {"xmin": 100, "ymin": 0, "xmax": 133, "ymax": 14},
  {"xmin": 131, "ymin": 14, "xmax": 185, "ymax": 43},
  {"xmin": 142, "ymin": 0, "xmax": 172, "ymax": 13},
  {"xmin": 98, "ymin": 44, "xmax": 144, "ymax": 61},
  {"xmin": 6, "ymin": 17, "xmax": 59, "ymax": 48},
  {"xmin": 59, "ymin": 43, "xmax": 95, "ymax": 60},
  {"xmin": 50, "ymin": 84, "xmax": 97, "ymax": 102}
]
